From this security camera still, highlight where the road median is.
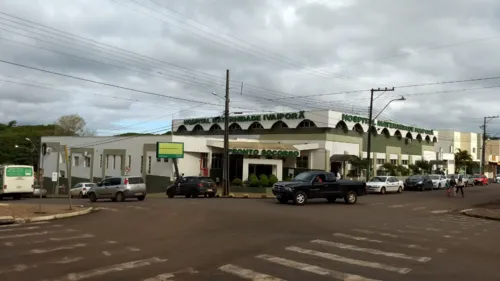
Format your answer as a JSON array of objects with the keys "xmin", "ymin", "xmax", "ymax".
[
  {"xmin": 0, "ymin": 203, "xmax": 96, "ymax": 225},
  {"xmin": 461, "ymin": 208, "xmax": 500, "ymax": 221}
]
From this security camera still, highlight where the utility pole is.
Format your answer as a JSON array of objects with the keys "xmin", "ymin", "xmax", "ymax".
[
  {"xmin": 64, "ymin": 145, "xmax": 72, "ymax": 210},
  {"xmin": 366, "ymin": 87, "xmax": 395, "ymax": 182},
  {"xmin": 223, "ymin": 69, "xmax": 230, "ymax": 196},
  {"xmin": 481, "ymin": 115, "xmax": 499, "ymax": 175}
]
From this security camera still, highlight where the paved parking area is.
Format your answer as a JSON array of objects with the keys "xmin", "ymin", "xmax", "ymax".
[{"xmin": 0, "ymin": 184, "xmax": 499, "ymax": 280}]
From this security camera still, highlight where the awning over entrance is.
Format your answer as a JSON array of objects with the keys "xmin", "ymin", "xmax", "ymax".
[
  {"xmin": 488, "ymin": 161, "xmax": 499, "ymax": 165},
  {"xmin": 330, "ymin": 154, "xmax": 359, "ymax": 162},
  {"xmin": 429, "ymin": 160, "xmax": 446, "ymax": 165},
  {"xmin": 228, "ymin": 142, "xmax": 297, "ymax": 150}
]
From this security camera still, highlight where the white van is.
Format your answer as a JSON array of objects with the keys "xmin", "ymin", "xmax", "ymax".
[{"xmin": 0, "ymin": 165, "xmax": 35, "ymax": 199}]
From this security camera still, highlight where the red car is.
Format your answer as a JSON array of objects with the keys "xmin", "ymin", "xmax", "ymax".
[{"xmin": 473, "ymin": 174, "xmax": 488, "ymax": 186}]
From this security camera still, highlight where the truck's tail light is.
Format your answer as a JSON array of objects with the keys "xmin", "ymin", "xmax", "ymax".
[
  {"xmin": 198, "ymin": 183, "xmax": 203, "ymax": 187},
  {"xmin": 82, "ymin": 188, "xmax": 86, "ymax": 191},
  {"xmin": 124, "ymin": 178, "xmax": 129, "ymax": 185}
]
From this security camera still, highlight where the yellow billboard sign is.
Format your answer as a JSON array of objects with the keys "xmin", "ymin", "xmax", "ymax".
[{"xmin": 156, "ymin": 142, "xmax": 184, "ymax": 159}]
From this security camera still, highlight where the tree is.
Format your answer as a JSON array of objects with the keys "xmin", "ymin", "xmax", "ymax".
[
  {"xmin": 408, "ymin": 164, "xmax": 420, "ymax": 175},
  {"xmin": 454, "ymin": 149, "xmax": 473, "ymax": 173},
  {"xmin": 396, "ymin": 165, "xmax": 410, "ymax": 176},
  {"xmin": 382, "ymin": 163, "xmax": 397, "ymax": 176},
  {"xmin": 55, "ymin": 114, "xmax": 95, "ymax": 136},
  {"xmin": 415, "ymin": 160, "xmax": 431, "ymax": 174},
  {"xmin": 349, "ymin": 158, "xmax": 368, "ymax": 177}
]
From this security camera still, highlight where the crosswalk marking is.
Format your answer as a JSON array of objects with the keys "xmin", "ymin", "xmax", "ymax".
[
  {"xmin": 333, "ymin": 232, "xmax": 445, "ymax": 252},
  {"xmin": 405, "ymin": 226, "xmax": 441, "ymax": 232},
  {"xmin": 0, "ymin": 221, "xmax": 48, "ymax": 228},
  {"xmin": 0, "ymin": 226, "xmax": 39, "ymax": 233},
  {"xmin": 286, "ymin": 246, "xmax": 412, "ymax": 274},
  {"xmin": 257, "ymin": 254, "xmax": 380, "ymax": 281},
  {"xmin": 142, "ymin": 273, "xmax": 174, "ymax": 281},
  {"xmin": 311, "ymin": 240, "xmax": 432, "ymax": 262},
  {"xmin": 219, "ymin": 264, "xmax": 285, "ymax": 280},
  {"xmin": 0, "ymin": 229, "xmax": 75, "ymax": 239},
  {"xmin": 352, "ymin": 229, "xmax": 398, "ymax": 238},
  {"xmin": 33, "ymin": 234, "xmax": 94, "ymax": 243},
  {"xmin": 0, "ymin": 257, "xmax": 83, "ymax": 275},
  {"xmin": 412, "ymin": 206, "xmax": 427, "ymax": 210},
  {"xmin": 30, "ymin": 243, "xmax": 86, "ymax": 254},
  {"xmin": 43, "ymin": 257, "xmax": 168, "ymax": 281}
]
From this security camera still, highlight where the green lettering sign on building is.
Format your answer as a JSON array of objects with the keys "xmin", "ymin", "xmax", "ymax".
[
  {"xmin": 6, "ymin": 167, "xmax": 33, "ymax": 177},
  {"xmin": 229, "ymin": 149, "xmax": 300, "ymax": 157},
  {"xmin": 341, "ymin": 114, "xmax": 434, "ymax": 135},
  {"xmin": 183, "ymin": 111, "xmax": 306, "ymax": 125}
]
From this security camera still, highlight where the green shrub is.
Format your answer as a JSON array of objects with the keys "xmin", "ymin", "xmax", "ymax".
[
  {"xmin": 249, "ymin": 174, "xmax": 258, "ymax": 181},
  {"xmin": 285, "ymin": 177, "xmax": 293, "ymax": 181},
  {"xmin": 232, "ymin": 178, "xmax": 242, "ymax": 186},
  {"xmin": 269, "ymin": 174, "xmax": 278, "ymax": 186},
  {"xmin": 249, "ymin": 174, "xmax": 260, "ymax": 187},
  {"xmin": 259, "ymin": 174, "xmax": 270, "ymax": 187}
]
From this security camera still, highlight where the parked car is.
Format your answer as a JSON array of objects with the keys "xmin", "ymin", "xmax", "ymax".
[
  {"xmin": 473, "ymin": 174, "xmax": 488, "ymax": 186},
  {"xmin": 87, "ymin": 176, "xmax": 147, "ymax": 202},
  {"xmin": 166, "ymin": 176, "xmax": 217, "ymax": 198},
  {"xmin": 429, "ymin": 174, "xmax": 447, "ymax": 189},
  {"xmin": 271, "ymin": 171, "xmax": 367, "ymax": 205},
  {"xmin": 462, "ymin": 175, "xmax": 474, "ymax": 187},
  {"xmin": 366, "ymin": 176, "xmax": 403, "ymax": 194},
  {"xmin": 70, "ymin": 182, "xmax": 96, "ymax": 198},
  {"xmin": 32, "ymin": 188, "xmax": 47, "ymax": 198},
  {"xmin": 404, "ymin": 175, "xmax": 434, "ymax": 191},
  {"xmin": 446, "ymin": 174, "xmax": 459, "ymax": 183},
  {"xmin": 496, "ymin": 175, "xmax": 500, "ymax": 183}
]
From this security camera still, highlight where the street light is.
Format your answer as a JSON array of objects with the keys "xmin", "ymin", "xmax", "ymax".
[{"xmin": 366, "ymin": 92, "xmax": 405, "ymax": 181}]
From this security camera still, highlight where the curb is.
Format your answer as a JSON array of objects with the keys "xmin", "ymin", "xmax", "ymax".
[
  {"xmin": 460, "ymin": 208, "xmax": 500, "ymax": 222},
  {"xmin": 1, "ymin": 207, "xmax": 97, "ymax": 225}
]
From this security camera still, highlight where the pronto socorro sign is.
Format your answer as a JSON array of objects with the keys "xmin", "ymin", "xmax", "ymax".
[{"xmin": 229, "ymin": 148, "xmax": 299, "ymax": 157}]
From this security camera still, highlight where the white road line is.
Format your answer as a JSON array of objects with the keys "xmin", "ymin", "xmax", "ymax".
[
  {"xmin": 0, "ymin": 221, "xmax": 49, "ymax": 228},
  {"xmin": 352, "ymin": 229, "xmax": 398, "ymax": 238},
  {"xmin": 0, "ymin": 231, "xmax": 49, "ymax": 239},
  {"xmin": 4, "ymin": 242, "xmax": 13, "ymax": 247},
  {"xmin": 106, "ymin": 240, "xmax": 117, "ymax": 244},
  {"xmin": 406, "ymin": 226, "xmax": 441, "ymax": 232},
  {"xmin": 53, "ymin": 257, "xmax": 83, "ymax": 264},
  {"xmin": 311, "ymin": 240, "xmax": 431, "ymax": 263},
  {"xmin": 46, "ymin": 234, "xmax": 94, "ymax": 242},
  {"xmin": 388, "ymin": 204, "xmax": 407, "ymax": 208},
  {"xmin": 257, "ymin": 254, "xmax": 380, "ymax": 281},
  {"xmin": 371, "ymin": 203, "xmax": 384, "ymax": 206},
  {"xmin": 30, "ymin": 243, "xmax": 86, "ymax": 254},
  {"xmin": 333, "ymin": 233, "xmax": 445, "ymax": 253},
  {"xmin": 333, "ymin": 233, "xmax": 383, "ymax": 243},
  {"xmin": 0, "ymin": 226, "xmax": 39, "ymax": 233},
  {"xmin": 219, "ymin": 264, "xmax": 285, "ymax": 281},
  {"xmin": 286, "ymin": 246, "xmax": 411, "ymax": 274},
  {"xmin": 142, "ymin": 273, "xmax": 174, "ymax": 281},
  {"xmin": 127, "ymin": 247, "xmax": 140, "ymax": 252},
  {"xmin": 412, "ymin": 206, "xmax": 427, "ymax": 211},
  {"xmin": 0, "ymin": 257, "xmax": 83, "ymax": 275},
  {"xmin": 43, "ymin": 257, "xmax": 168, "ymax": 281},
  {"xmin": 102, "ymin": 251, "xmax": 111, "ymax": 256},
  {"xmin": 431, "ymin": 210, "xmax": 451, "ymax": 214}
]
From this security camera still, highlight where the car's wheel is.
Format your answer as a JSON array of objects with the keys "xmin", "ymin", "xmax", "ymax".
[
  {"xmin": 167, "ymin": 191, "xmax": 174, "ymax": 198},
  {"xmin": 13, "ymin": 195, "xmax": 21, "ymax": 200},
  {"xmin": 326, "ymin": 196, "xmax": 336, "ymax": 203},
  {"xmin": 277, "ymin": 197, "xmax": 288, "ymax": 204},
  {"xmin": 438, "ymin": 184, "xmax": 441, "ymax": 189},
  {"xmin": 397, "ymin": 186, "xmax": 403, "ymax": 193},
  {"xmin": 89, "ymin": 193, "xmax": 97, "ymax": 202},
  {"xmin": 79, "ymin": 192, "xmax": 83, "ymax": 198},
  {"xmin": 208, "ymin": 193, "xmax": 215, "ymax": 198},
  {"xmin": 344, "ymin": 190, "xmax": 358, "ymax": 204},
  {"xmin": 137, "ymin": 195, "xmax": 145, "ymax": 201},
  {"xmin": 185, "ymin": 194, "xmax": 191, "ymax": 198},
  {"xmin": 380, "ymin": 187, "xmax": 386, "ymax": 195},
  {"xmin": 116, "ymin": 192, "xmax": 125, "ymax": 202},
  {"xmin": 293, "ymin": 191, "xmax": 307, "ymax": 205},
  {"xmin": 419, "ymin": 185, "xmax": 424, "ymax": 191}
]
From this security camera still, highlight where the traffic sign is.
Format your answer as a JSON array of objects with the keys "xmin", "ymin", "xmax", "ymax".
[
  {"xmin": 51, "ymin": 172, "xmax": 58, "ymax": 182},
  {"xmin": 125, "ymin": 166, "xmax": 131, "ymax": 173}
]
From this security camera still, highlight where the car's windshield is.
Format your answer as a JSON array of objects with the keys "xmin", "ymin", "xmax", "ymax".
[
  {"xmin": 86, "ymin": 184, "xmax": 96, "ymax": 188},
  {"xmin": 293, "ymin": 172, "xmax": 316, "ymax": 182},
  {"xmin": 409, "ymin": 175, "xmax": 422, "ymax": 180},
  {"xmin": 369, "ymin": 177, "xmax": 386, "ymax": 182},
  {"xmin": 473, "ymin": 174, "xmax": 482, "ymax": 178},
  {"xmin": 429, "ymin": 175, "xmax": 440, "ymax": 180}
]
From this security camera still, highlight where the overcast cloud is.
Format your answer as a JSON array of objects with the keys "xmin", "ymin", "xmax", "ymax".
[{"xmin": 1, "ymin": 0, "xmax": 500, "ymax": 137}]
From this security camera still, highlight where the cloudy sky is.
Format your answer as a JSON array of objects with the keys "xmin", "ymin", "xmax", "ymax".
[{"xmin": 1, "ymin": 0, "xmax": 499, "ymax": 137}]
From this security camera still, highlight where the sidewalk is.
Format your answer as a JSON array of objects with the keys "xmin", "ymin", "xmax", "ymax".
[
  {"xmin": 461, "ymin": 199, "xmax": 500, "ymax": 221},
  {"xmin": 0, "ymin": 203, "xmax": 92, "ymax": 225}
]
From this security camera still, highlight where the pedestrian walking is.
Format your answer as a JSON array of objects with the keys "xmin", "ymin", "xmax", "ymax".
[
  {"xmin": 447, "ymin": 176, "xmax": 456, "ymax": 197},
  {"xmin": 456, "ymin": 175, "xmax": 465, "ymax": 198}
]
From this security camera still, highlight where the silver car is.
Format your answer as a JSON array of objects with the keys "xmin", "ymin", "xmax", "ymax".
[
  {"xmin": 88, "ymin": 176, "xmax": 147, "ymax": 202},
  {"xmin": 462, "ymin": 175, "xmax": 474, "ymax": 187}
]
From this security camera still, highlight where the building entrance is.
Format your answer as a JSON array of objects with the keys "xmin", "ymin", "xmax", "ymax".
[
  {"xmin": 248, "ymin": 164, "xmax": 273, "ymax": 178},
  {"xmin": 229, "ymin": 154, "xmax": 243, "ymax": 181}
]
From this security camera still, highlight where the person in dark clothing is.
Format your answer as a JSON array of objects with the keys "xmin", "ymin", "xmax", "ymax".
[{"xmin": 455, "ymin": 175, "xmax": 465, "ymax": 198}]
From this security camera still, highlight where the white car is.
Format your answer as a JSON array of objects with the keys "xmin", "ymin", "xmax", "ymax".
[
  {"xmin": 429, "ymin": 174, "xmax": 447, "ymax": 189},
  {"xmin": 70, "ymin": 182, "xmax": 97, "ymax": 198},
  {"xmin": 32, "ymin": 188, "xmax": 47, "ymax": 198},
  {"xmin": 366, "ymin": 176, "xmax": 404, "ymax": 194}
]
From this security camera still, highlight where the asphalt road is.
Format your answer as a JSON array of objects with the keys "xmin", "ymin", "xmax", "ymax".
[{"xmin": 1, "ymin": 184, "xmax": 500, "ymax": 281}]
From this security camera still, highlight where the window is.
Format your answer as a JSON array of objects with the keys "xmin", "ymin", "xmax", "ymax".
[
  {"xmin": 60, "ymin": 170, "xmax": 65, "ymax": 178},
  {"xmin": 211, "ymin": 153, "xmax": 223, "ymax": 169},
  {"xmin": 85, "ymin": 157, "xmax": 91, "ymax": 168},
  {"xmin": 157, "ymin": 157, "xmax": 161, "ymax": 162},
  {"xmin": 60, "ymin": 154, "xmax": 65, "ymax": 164},
  {"xmin": 148, "ymin": 156, "xmax": 152, "ymax": 174},
  {"xmin": 106, "ymin": 155, "xmax": 109, "ymax": 169},
  {"xmin": 140, "ymin": 156, "xmax": 144, "ymax": 173},
  {"xmin": 390, "ymin": 159, "xmax": 397, "ymax": 165},
  {"xmin": 450, "ymin": 146, "xmax": 453, "ymax": 153},
  {"xmin": 109, "ymin": 177, "xmax": 121, "ymax": 185},
  {"xmin": 473, "ymin": 147, "xmax": 476, "ymax": 153},
  {"xmin": 325, "ymin": 173, "xmax": 336, "ymax": 182},
  {"xmin": 113, "ymin": 155, "xmax": 116, "ymax": 170},
  {"xmin": 128, "ymin": 177, "xmax": 144, "ymax": 184},
  {"xmin": 296, "ymin": 156, "xmax": 309, "ymax": 168},
  {"xmin": 401, "ymin": 160, "xmax": 409, "ymax": 165},
  {"xmin": 100, "ymin": 154, "xmax": 102, "ymax": 168},
  {"xmin": 163, "ymin": 158, "xmax": 168, "ymax": 162},
  {"xmin": 74, "ymin": 156, "xmax": 80, "ymax": 167},
  {"xmin": 376, "ymin": 159, "xmax": 385, "ymax": 165},
  {"xmin": 128, "ymin": 155, "xmax": 131, "ymax": 168}
]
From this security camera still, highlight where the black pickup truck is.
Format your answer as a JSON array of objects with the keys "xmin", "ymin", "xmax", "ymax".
[{"xmin": 272, "ymin": 171, "xmax": 367, "ymax": 205}]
